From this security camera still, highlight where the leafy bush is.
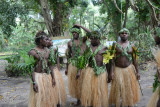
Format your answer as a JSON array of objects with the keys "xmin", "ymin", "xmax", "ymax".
[{"xmin": 135, "ymin": 27, "xmax": 155, "ymax": 63}]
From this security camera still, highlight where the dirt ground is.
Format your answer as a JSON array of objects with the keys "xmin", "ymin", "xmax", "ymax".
[{"xmin": 0, "ymin": 60, "xmax": 157, "ymax": 107}]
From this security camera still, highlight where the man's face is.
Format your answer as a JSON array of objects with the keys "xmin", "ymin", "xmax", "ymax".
[
  {"xmin": 46, "ymin": 38, "xmax": 53, "ymax": 48},
  {"xmin": 119, "ymin": 31, "xmax": 129, "ymax": 41},
  {"xmin": 90, "ymin": 36, "xmax": 100, "ymax": 46},
  {"xmin": 40, "ymin": 36, "xmax": 48, "ymax": 47},
  {"xmin": 72, "ymin": 32, "xmax": 79, "ymax": 39}
]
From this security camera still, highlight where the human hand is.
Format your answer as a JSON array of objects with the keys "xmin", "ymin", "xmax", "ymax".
[
  {"xmin": 33, "ymin": 83, "xmax": 38, "ymax": 93},
  {"xmin": 52, "ymin": 78, "xmax": 56, "ymax": 87},
  {"xmin": 136, "ymin": 72, "xmax": 140, "ymax": 80},
  {"xmin": 65, "ymin": 70, "xmax": 68, "ymax": 75},
  {"xmin": 108, "ymin": 72, "xmax": 114, "ymax": 83},
  {"xmin": 73, "ymin": 24, "xmax": 81, "ymax": 28}
]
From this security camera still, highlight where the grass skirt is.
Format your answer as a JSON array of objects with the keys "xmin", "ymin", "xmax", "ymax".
[
  {"xmin": 54, "ymin": 67, "xmax": 66, "ymax": 106},
  {"xmin": 147, "ymin": 87, "xmax": 160, "ymax": 107},
  {"xmin": 109, "ymin": 64, "xmax": 140, "ymax": 107},
  {"xmin": 68, "ymin": 63, "xmax": 85, "ymax": 99},
  {"xmin": 28, "ymin": 72, "xmax": 58, "ymax": 107},
  {"xmin": 147, "ymin": 48, "xmax": 160, "ymax": 107},
  {"xmin": 81, "ymin": 67, "xmax": 108, "ymax": 107}
]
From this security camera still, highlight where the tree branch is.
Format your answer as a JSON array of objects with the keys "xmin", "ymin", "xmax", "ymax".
[
  {"xmin": 129, "ymin": 0, "xmax": 139, "ymax": 11},
  {"xmin": 113, "ymin": 0, "xmax": 124, "ymax": 14},
  {"xmin": 145, "ymin": 0, "xmax": 160, "ymax": 22},
  {"xmin": 123, "ymin": 0, "xmax": 129, "ymax": 28},
  {"xmin": 102, "ymin": 0, "xmax": 111, "ymax": 15},
  {"xmin": 145, "ymin": 0, "xmax": 160, "ymax": 11}
]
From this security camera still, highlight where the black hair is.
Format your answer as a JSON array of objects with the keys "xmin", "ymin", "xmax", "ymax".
[{"xmin": 35, "ymin": 31, "xmax": 48, "ymax": 45}]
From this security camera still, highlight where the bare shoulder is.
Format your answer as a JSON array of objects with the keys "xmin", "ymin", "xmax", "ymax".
[
  {"xmin": 130, "ymin": 41, "xmax": 136, "ymax": 48},
  {"xmin": 68, "ymin": 40, "xmax": 72, "ymax": 47},
  {"xmin": 28, "ymin": 49, "xmax": 37, "ymax": 56},
  {"xmin": 100, "ymin": 46, "xmax": 108, "ymax": 54}
]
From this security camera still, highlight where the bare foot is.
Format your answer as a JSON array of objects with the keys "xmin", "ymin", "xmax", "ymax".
[{"xmin": 73, "ymin": 100, "xmax": 81, "ymax": 106}]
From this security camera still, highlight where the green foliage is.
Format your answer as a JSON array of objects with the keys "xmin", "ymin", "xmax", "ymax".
[
  {"xmin": 0, "ymin": 0, "xmax": 28, "ymax": 37},
  {"xmin": 5, "ymin": 48, "xmax": 35, "ymax": 77},
  {"xmin": 153, "ymin": 73, "xmax": 160, "ymax": 92},
  {"xmin": 135, "ymin": 27, "xmax": 155, "ymax": 63}
]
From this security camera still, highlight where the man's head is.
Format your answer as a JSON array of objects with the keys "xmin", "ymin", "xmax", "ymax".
[
  {"xmin": 89, "ymin": 31, "xmax": 101, "ymax": 46},
  {"xmin": 118, "ymin": 28, "xmax": 130, "ymax": 42},
  {"xmin": 35, "ymin": 31, "xmax": 48, "ymax": 47},
  {"xmin": 46, "ymin": 37, "xmax": 53, "ymax": 48},
  {"xmin": 70, "ymin": 27, "xmax": 81, "ymax": 40}
]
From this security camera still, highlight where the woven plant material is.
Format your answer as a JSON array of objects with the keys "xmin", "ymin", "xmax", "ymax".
[
  {"xmin": 109, "ymin": 64, "xmax": 140, "ymax": 107},
  {"xmin": 81, "ymin": 67, "xmax": 108, "ymax": 107}
]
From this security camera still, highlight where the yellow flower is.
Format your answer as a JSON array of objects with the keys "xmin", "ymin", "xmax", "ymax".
[{"xmin": 103, "ymin": 51, "xmax": 115, "ymax": 64}]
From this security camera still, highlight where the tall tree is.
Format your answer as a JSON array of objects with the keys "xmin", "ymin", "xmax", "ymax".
[{"xmin": 22, "ymin": 0, "xmax": 88, "ymax": 37}]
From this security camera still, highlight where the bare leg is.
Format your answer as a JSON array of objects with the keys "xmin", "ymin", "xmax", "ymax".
[
  {"xmin": 157, "ymin": 97, "xmax": 160, "ymax": 107},
  {"xmin": 57, "ymin": 103, "xmax": 60, "ymax": 107},
  {"xmin": 74, "ymin": 99, "xmax": 81, "ymax": 106}
]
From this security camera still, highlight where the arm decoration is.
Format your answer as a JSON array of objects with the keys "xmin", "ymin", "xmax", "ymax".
[
  {"xmin": 31, "ymin": 48, "xmax": 51, "ymax": 74},
  {"xmin": 48, "ymin": 47, "xmax": 59, "ymax": 66},
  {"xmin": 116, "ymin": 43, "xmax": 132, "ymax": 61},
  {"xmin": 89, "ymin": 45, "xmax": 106, "ymax": 76},
  {"xmin": 153, "ymin": 73, "xmax": 160, "ymax": 92}
]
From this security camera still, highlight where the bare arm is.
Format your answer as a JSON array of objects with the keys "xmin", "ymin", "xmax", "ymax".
[
  {"xmin": 28, "ymin": 50, "xmax": 39, "ymax": 92},
  {"xmin": 28, "ymin": 49, "xmax": 39, "ymax": 60},
  {"xmin": 54, "ymin": 49, "xmax": 60, "ymax": 70},
  {"xmin": 108, "ymin": 58, "xmax": 115, "ymax": 83},
  {"xmin": 73, "ymin": 24, "xmax": 91, "ymax": 33},
  {"xmin": 132, "ymin": 46, "xmax": 140, "ymax": 80},
  {"xmin": 65, "ymin": 41, "xmax": 72, "ymax": 75},
  {"xmin": 50, "ymin": 66, "xmax": 56, "ymax": 87}
]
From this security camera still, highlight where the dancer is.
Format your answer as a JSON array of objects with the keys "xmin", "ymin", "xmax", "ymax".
[
  {"xmin": 108, "ymin": 28, "xmax": 140, "ymax": 107},
  {"xmin": 81, "ymin": 31, "xmax": 108, "ymax": 107},
  {"xmin": 28, "ymin": 31, "xmax": 58, "ymax": 107}
]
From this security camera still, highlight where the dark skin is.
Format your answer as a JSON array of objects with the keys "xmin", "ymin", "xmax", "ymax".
[
  {"xmin": 65, "ymin": 25, "xmax": 90, "ymax": 106},
  {"xmin": 88, "ymin": 36, "xmax": 108, "ymax": 67},
  {"xmin": 154, "ymin": 36, "xmax": 160, "ymax": 107},
  {"xmin": 28, "ymin": 36, "xmax": 55, "ymax": 93},
  {"xmin": 65, "ymin": 32, "xmax": 87, "ymax": 106},
  {"xmin": 46, "ymin": 38, "xmax": 61, "ymax": 107},
  {"xmin": 86, "ymin": 36, "xmax": 107, "ymax": 107},
  {"xmin": 65, "ymin": 24, "xmax": 91, "ymax": 75},
  {"xmin": 108, "ymin": 31, "xmax": 140, "ymax": 83},
  {"xmin": 47, "ymin": 38, "xmax": 60, "ymax": 70}
]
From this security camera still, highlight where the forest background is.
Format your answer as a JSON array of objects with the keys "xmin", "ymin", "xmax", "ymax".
[{"xmin": 0, "ymin": 0, "xmax": 160, "ymax": 76}]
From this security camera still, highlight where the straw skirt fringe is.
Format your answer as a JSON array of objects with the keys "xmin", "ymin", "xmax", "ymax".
[
  {"xmin": 68, "ymin": 63, "xmax": 85, "ymax": 99},
  {"xmin": 147, "ymin": 87, "xmax": 160, "ymax": 107},
  {"xmin": 147, "ymin": 48, "xmax": 160, "ymax": 107},
  {"xmin": 81, "ymin": 67, "xmax": 108, "ymax": 107},
  {"xmin": 109, "ymin": 64, "xmax": 140, "ymax": 107},
  {"xmin": 28, "ymin": 72, "xmax": 58, "ymax": 107},
  {"xmin": 54, "ymin": 67, "xmax": 66, "ymax": 106}
]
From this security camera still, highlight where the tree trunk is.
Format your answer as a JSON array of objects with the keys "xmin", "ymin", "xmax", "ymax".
[
  {"xmin": 123, "ymin": 0, "xmax": 129, "ymax": 28},
  {"xmin": 52, "ymin": 3, "xmax": 63, "ymax": 37},
  {"xmin": 39, "ymin": 0, "xmax": 54, "ymax": 36}
]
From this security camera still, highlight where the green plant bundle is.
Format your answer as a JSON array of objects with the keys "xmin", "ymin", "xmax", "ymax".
[
  {"xmin": 116, "ymin": 43, "xmax": 132, "ymax": 61},
  {"xmin": 48, "ymin": 47, "xmax": 58, "ymax": 66},
  {"xmin": 20, "ymin": 54, "xmax": 36, "ymax": 76},
  {"xmin": 153, "ymin": 73, "xmax": 160, "ymax": 93},
  {"xmin": 75, "ymin": 48, "xmax": 91, "ymax": 70},
  {"xmin": 89, "ymin": 45, "xmax": 106, "ymax": 76}
]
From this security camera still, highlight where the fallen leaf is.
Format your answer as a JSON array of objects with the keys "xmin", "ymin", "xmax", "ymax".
[
  {"xmin": 0, "ymin": 95, "xmax": 3, "ymax": 100},
  {"xmin": 148, "ymin": 86, "xmax": 153, "ymax": 88}
]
